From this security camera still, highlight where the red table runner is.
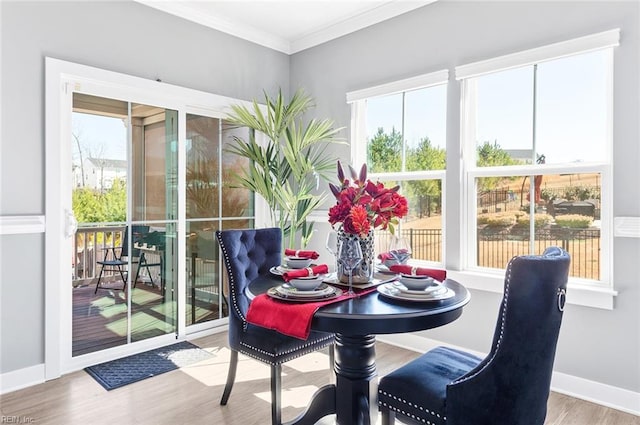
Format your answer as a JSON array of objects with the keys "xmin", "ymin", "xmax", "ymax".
[{"xmin": 246, "ymin": 286, "xmax": 377, "ymax": 340}]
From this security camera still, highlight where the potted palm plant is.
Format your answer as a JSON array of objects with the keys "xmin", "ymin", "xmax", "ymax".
[{"xmin": 225, "ymin": 88, "xmax": 343, "ymax": 249}]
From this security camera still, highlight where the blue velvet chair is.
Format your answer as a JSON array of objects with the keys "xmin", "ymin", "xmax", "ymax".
[
  {"xmin": 216, "ymin": 228, "xmax": 335, "ymax": 425},
  {"xmin": 378, "ymin": 247, "xmax": 571, "ymax": 425}
]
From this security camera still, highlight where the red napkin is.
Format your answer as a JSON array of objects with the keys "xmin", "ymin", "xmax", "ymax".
[
  {"xmin": 378, "ymin": 252, "xmax": 394, "ymax": 261},
  {"xmin": 285, "ymin": 248, "xmax": 319, "ymax": 259},
  {"xmin": 389, "ymin": 265, "xmax": 447, "ymax": 282},
  {"xmin": 282, "ymin": 264, "xmax": 329, "ymax": 282},
  {"xmin": 246, "ymin": 287, "xmax": 377, "ymax": 339}
]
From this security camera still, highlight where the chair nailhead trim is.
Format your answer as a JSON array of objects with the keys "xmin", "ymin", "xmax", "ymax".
[
  {"xmin": 216, "ymin": 233, "xmax": 247, "ymax": 327},
  {"xmin": 239, "ymin": 334, "xmax": 334, "ymax": 364},
  {"xmin": 378, "ymin": 390, "xmax": 446, "ymax": 424}
]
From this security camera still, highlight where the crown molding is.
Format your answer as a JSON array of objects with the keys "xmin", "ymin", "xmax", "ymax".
[
  {"xmin": 135, "ymin": 0, "xmax": 291, "ymax": 54},
  {"xmin": 135, "ymin": 1, "xmax": 434, "ymax": 55},
  {"xmin": 290, "ymin": 1, "xmax": 434, "ymax": 54}
]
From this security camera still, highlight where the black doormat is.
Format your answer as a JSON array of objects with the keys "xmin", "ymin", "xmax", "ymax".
[{"xmin": 85, "ymin": 341, "xmax": 213, "ymax": 390}]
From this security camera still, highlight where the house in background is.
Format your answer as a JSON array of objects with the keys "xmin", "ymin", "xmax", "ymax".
[
  {"xmin": 1, "ymin": 0, "xmax": 638, "ymax": 418},
  {"xmin": 74, "ymin": 157, "xmax": 127, "ymax": 190}
]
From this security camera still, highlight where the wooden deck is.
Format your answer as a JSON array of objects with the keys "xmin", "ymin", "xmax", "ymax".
[{"xmin": 72, "ymin": 280, "xmax": 222, "ymax": 357}]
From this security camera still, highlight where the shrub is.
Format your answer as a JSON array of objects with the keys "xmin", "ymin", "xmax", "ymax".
[
  {"xmin": 515, "ymin": 212, "xmax": 554, "ymax": 227},
  {"xmin": 477, "ymin": 212, "xmax": 517, "ymax": 227},
  {"xmin": 554, "ymin": 214, "xmax": 593, "ymax": 228}
]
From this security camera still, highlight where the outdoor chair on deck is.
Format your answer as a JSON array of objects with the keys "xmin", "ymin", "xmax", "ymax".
[
  {"xmin": 216, "ymin": 227, "xmax": 335, "ymax": 425},
  {"xmin": 377, "ymin": 247, "xmax": 571, "ymax": 425},
  {"xmin": 94, "ymin": 225, "xmax": 158, "ymax": 293}
]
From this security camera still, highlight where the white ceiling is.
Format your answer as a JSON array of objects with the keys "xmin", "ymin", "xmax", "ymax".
[{"xmin": 135, "ymin": 1, "xmax": 434, "ymax": 54}]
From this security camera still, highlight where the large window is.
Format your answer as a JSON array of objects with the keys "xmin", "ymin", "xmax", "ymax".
[
  {"xmin": 458, "ymin": 30, "xmax": 618, "ymax": 286},
  {"xmin": 347, "ymin": 71, "xmax": 448, "ymax": 264}
]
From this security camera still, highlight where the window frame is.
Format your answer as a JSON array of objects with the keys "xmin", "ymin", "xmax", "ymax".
[
  {"xmin": 454, "ymin": 29, "xmax": 619, "ymax": 309},
  {"xmin": 347, "ymin": 70, "xmax": 449, "ymax": 266}
]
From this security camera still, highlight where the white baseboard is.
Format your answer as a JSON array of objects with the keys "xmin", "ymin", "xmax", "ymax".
[
  {"xmin": 377, "ymin": 333, "xmax": 640, "ymax": 416},
  {"xmin": 0, "ymin": 364, "xmax": 45, "ymax": 394}
]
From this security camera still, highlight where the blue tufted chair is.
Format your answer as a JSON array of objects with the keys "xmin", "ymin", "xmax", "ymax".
[
  {"xmin": 378, "ymin": 247, "xmax": 571, "ymax": 425},
  {"xmin": 216, "ymin": 228, "xmax": 335, "ymax": 425}
]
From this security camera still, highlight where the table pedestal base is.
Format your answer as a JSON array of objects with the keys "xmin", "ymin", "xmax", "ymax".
[{"xmin": 285, "ymin": 334, "xmax": 377, "ymax": 425}]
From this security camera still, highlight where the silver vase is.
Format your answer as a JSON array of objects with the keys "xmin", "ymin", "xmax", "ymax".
[{"xmin": 336, "ymin": 228, "xmax": 375, "ymax": 284}]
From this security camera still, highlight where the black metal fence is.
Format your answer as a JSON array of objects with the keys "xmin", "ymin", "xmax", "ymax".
[{"xmin": 377, "ymin": 227, "xmax": 600, "ymax": 280}]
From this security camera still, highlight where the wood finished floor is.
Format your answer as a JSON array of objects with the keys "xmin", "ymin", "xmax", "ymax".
[{"xmin": 1, "ymin": 331, "xmax": 637, "ymax": 425}]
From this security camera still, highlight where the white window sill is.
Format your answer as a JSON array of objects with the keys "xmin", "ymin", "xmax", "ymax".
[{"xmin": 447, "ymin": 270, "xmax": 617, "ymax": 310}]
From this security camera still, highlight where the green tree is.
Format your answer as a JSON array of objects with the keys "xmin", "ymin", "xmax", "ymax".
[
  {"xmin": 368, "ymin": 127, "xmax": 402, "ymax": 172},
  {"xmin": 72, "ymin": 178, "xmax": 127, "ymax": 224},
  {"xmin": 405, "ymin": 137, "xmax": 446, "ymax": 216},
  {"xmin": 476, "ymin": 140, "xmax": 521, "ymax": 191}
]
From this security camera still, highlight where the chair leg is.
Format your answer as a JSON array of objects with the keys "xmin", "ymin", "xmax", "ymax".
[
  {"xmin": 95, "ymin": 267, "xmax": 105, "ymax": 294},
  {"xmin": 220, "ymin": 349, "xmax": 238, "ymax": 405},
  {"xmin": 381, "ymin": 408, "xmax": 395, "ymax": 425},
  {"xmin": 117, "ymin": 265, "xmax": 127, "ymax": 291},
  {"xmin": 271, "ymin": 363, "xmax": 282, "ymax": 425}
]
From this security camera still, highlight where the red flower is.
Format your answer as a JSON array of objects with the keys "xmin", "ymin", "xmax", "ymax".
[{"xmin": 328, "ymin": 161, "xmax": 408, "ymax": 236}]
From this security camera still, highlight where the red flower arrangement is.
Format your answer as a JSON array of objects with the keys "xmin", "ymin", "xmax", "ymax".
[{"xmin": 328, "ymin": 162, "xmax": 408, "ymax": 237}]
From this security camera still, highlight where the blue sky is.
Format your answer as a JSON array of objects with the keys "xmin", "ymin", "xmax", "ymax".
[{"xmin": 365, "ymin": 49, "xmax": 608, "ymax": 165}]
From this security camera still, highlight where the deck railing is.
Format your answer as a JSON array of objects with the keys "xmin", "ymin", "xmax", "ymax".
[{"xmin": 73, "ymin": 225, "xmax": 125, "ymax": 286}]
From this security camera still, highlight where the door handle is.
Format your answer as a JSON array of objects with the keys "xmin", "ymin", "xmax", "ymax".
[{"xmin": 65, "ymin": 209, "xmax": 78, "ymax": 238}]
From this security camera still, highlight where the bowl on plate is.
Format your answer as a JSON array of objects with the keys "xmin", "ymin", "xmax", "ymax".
[
  {"xmin": 285, "ymin": 256, "xmax": 312, "ymax": 269},
  {"xmin": 289, "ymin": 275, "xmax": 324, "ymax": 291},
  {"xmin": 399, "ymin": 274, "xmax": 435, "ymax": 290}
]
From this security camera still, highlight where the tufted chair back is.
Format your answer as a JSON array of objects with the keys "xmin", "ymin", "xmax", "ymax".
[
  {"xmin": 216, "ymin": 227, "xmax": 282, "ymax": 348},
  {"xmin": 446, "ymin": 246, "xmax": 571, "ymax": 424}
]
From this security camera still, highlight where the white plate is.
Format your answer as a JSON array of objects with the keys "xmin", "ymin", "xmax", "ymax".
[
  {"xmin": 270, "ymin": 265, "xmax": 318, "ymax": 276},
  {"xmin": 275, "ymin": 283, "xmax": 336, "ymax": 298},
  {"xmin": 267, "ymin": 285, "xmax": 342, "ymax": 302},
  {"xmin": 377, "ymin": 282, "xmax": 455, "ymax": 302},
  {"xmin": 269, "ymin": 265, "xmax": 294, "ymax": 275}
]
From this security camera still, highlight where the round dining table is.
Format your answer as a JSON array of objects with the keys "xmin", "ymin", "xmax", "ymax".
[{"xmin": 247, "ymin": 275, "xmax": 471, "ymax": 425}]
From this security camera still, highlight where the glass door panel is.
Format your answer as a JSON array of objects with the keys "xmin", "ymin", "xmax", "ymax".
[
  {"xmin": 130, "ymin": 104, "xmax": 178, "ymax": 341},
  {"xmin": 70, "ymin": 95, "xmax": 179, "ymax": 357},
  {"xmin": 71, "ymin": 94, "xmax": 129, "ymax": 356},
  {"xmin": 185, "ymin": 114, "xmax": 222, "ymax": 326},
  {"xmin": 184, "ymin": 116, "xmax": 253, "ymax": 327}
]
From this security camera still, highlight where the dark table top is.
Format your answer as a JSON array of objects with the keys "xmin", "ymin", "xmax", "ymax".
[{"xmin": 247, "ymin": 275, "xmax": 471, "ymax": 336}]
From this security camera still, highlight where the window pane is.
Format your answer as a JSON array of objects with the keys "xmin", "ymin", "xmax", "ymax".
[
  {"xmin": 186, "ymin": 114, "xmax": 220, "ymax": 219},
  {"xmin": 366, "ymin": 93, "xmax": 402, "ymax": 173},
  {"xmin": 405, "ymin": 85, "xmax": 447, "ymax": 171},
  {"xmin": 475, "ymin": 173, "xmax": 600, "ymax": 280},
  {"xmin": 185, "ymin": 220, "xmax": 223, "ymax": 326},
  {"xmin": 475, "ymin": 66, "xmax": 534, "ymax": 166},
  {"xmin": 537, "ymin": 50, "xmax": 608, "ymax": 164},
  {"xmin": 375, "ymin": 179, "xmax": 443, "ymax": 264},
  {"xmin": 131, "ymin": 104, "xmax": 178, "ymax": 221},
  {"xmin": 221, "ymin": 121, "xmax": 253, "ymax": 218}
]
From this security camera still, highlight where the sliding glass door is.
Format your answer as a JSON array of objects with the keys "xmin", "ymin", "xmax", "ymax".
[{"xmin": 71, "ymin": 94, "xmax": 178, "ymax": 356}]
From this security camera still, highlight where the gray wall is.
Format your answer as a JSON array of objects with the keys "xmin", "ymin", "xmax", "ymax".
[
  {"xmin": 1, "ymin": 0, "xmax": 639, "ymax": 396},
  {"xmin": 0, "ymin": 1, "xmax": 289, "ymax": 373},
  {"xmin": 291, "ymin": 1, "xmax": 640, "ymax": 392}
]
